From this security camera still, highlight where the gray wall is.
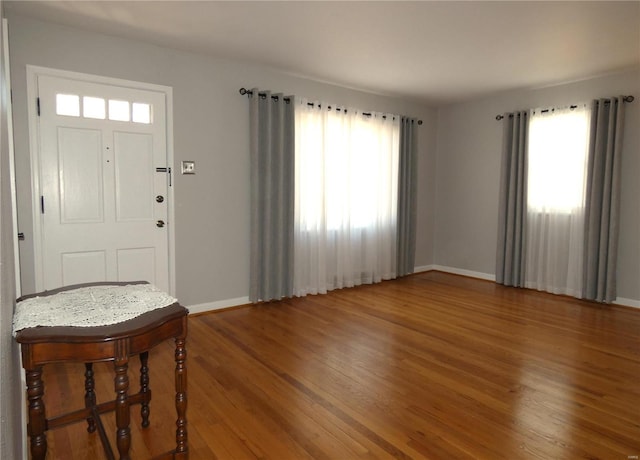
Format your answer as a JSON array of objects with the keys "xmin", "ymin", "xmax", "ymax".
[
  {"xmin": 434, "ymin": 67, "xmax": 640, "ymax": 303},
  {"xmin": 7, "ymin": 14, "xmax": 437, "ymax": 307},
  {"xmin": 0, "ymin": 1, "xmax": 22, "ymax": 458},
  {"xmin": 6, "ymin": 13, "xmax": 637, "ymax": 310}
]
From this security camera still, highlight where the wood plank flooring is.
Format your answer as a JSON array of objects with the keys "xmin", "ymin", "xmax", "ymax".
[{"xmin": 35, "ymin": 272, "xmax": 640, "ymax": 459}]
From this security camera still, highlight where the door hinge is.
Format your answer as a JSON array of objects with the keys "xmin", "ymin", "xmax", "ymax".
[
  {"xmin": 36, "ymin": 97, "xmax": 41, "ymax": 116},
  {"xmin": 17, "ymin": 232, "xmax": 25, "ymax": 241},
  {"xmin": 40, "ymin": 195, "xmax": 45, "ymax": 214}
]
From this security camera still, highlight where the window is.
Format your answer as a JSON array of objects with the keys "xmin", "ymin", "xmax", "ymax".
[
  {"xmin": 108, "ymin": 99, "xmax": 130, "ymax": 122},
  {"xmin": 55, "ymin": 93, "xmax": 152, "ymax": 124},
  {"xmin": 525, "ymin": 104, "xmax": 591, "ymax": 297},
  {"xmin": 56, "ymin": 94, "xmax": 80, "ymax": 117},
  {"xmin": 82, "ymin": 96, "xmax": 106, "ymax": 119},
  {"xmin": 527, "ymin": 106, "xmax": 590, "ymax": 213},
  {"xmin": 132, "ymin": 102, "xmax": 151, "ymax": 124},
  {"xmin": 296, "ymin": 106, "xmax": 399, "ymax": 231},
  {"xmin": 294, "ymin": 101, "xmax": 399, "ymax": 295}
]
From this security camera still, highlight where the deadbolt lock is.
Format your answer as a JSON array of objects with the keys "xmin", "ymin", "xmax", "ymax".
[{"xmin": 156, "ymin": 220, "xmax": 165, "ymax": 228}]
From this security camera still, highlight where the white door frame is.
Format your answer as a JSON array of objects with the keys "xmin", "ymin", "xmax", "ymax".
[
  {"xmin": 3, "ymin": 16, "xmax": 28, "ymax": 460},
  {"xmin": 26, "ymin": 65, "xmax": 176, "ymax": 295},
  {"xmin": 3, "ymin": 19, "xmax": 20, "ymax": 297}
]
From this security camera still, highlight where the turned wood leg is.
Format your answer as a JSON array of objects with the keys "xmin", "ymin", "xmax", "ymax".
[
  {"xmin": 84, "ymin": 363, "xmax": 97, "ymax": 433},
  {"xmin": 139, "ymin": 351, "xmax": 150, "ymax": 428},
  {"xmin": 174, "ymin": 335, "xmax": 188, "ymax": 455},
  {"xmin": 26, "ymin": 366, "xmax": 47, "ymax": 460},
  {"xmin": 114, "ymin": 357, "xmax": 131, "ymax": 460}
]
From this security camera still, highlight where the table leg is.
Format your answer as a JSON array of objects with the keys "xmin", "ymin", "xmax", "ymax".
[
  {"xmin": 84, "ymin": 363, "xmax": 97, "ymax": 433},
  {"xmin": 114, "ymin": 357, "xmax": 131, "ymax": 460},
  {"xmin": 139, "ymin": 351, "xmax": 150, "ymax": 427},
  {"xmin": 174, "ymin": 335, "xmax": 188, "ymax": 455},
  {"xmin": 26, "ymin": 366, "xmax": 47, "ymax": 460}
]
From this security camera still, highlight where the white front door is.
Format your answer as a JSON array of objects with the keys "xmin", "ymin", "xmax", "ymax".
[{"xmin": 35, "ymin": 74, "xmax": 170, "ymax": 292}]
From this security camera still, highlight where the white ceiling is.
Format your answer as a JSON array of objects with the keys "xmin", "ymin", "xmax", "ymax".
[{"xmin": 5, "ymin": 1, "xmax": 640, "ymax": 105}]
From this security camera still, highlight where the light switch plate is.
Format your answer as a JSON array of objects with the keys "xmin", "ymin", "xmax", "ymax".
[{"xmin": 181, "ymin": 161, "xmax": 195, "ymax": 175}]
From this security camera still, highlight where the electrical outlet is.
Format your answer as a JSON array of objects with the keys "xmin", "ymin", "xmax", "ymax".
[{"xmin": 181, "ymin": 161, "xmax": 195, "ymax": 175}]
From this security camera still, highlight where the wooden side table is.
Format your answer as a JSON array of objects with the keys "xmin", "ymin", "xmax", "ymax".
[{"xmin": 14, "ymin": 282, "xmax": 188, "ymax": 460}]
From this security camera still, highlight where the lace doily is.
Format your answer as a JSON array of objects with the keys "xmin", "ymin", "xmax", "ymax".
[{"xmin": 13, "ymin": 284, "xmax": 178, "ymax": 336}]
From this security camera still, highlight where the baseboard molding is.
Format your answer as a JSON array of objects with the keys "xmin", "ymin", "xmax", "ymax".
[
  {"xmin": 185, "ymin": 268, "xmax": 638, "ymax": 314},
  {"xmin": 187, "ymin": 296, "xmax": 250, "ymax": 315},
  {"xmin": 613, "ymin": 297, "xmax": 640, "ymax": 309},
  {"xmin": 184, "ymin": 265, "xmax": 481, "ymax": 314},
  {"xmin": 427, "ymin": 265, "xmax": 496, "ymax": 282},
  {"xmin": 416, "ymin": 265, "xmax": 640, "ymax": 309},
  {"xmin": 413, "ymin": 264, "xmax": 436, "ymax": 273}
]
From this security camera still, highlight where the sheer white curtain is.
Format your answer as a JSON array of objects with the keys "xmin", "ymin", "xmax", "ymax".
[
  {"xmin": 294, "ymin": 100, "xmax": 399, "ymax": 296},
  {"xmin": 525, "ymin": 105, "xmax": 591, "ymax": 297}
]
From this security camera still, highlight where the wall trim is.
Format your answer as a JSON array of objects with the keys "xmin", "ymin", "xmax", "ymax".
[
  {"xmin": 187, "ymin": 296, "xmax": 250, "ymax": 315},
  {"xmin": 427, "ymin": 264, "xmax": 496, "ymax": 282},
  {"xmin": 416, "ymin": 264, "xmax": 640, "ymax": 309},
  {"xmin": 613, "ymin": 298, "xmax": 640, "ymax": 309},
  {"xmin": 413, "ymin": 264, "xmax": 436, "ymax": 273},
  {"xmin": 186, "ymin": 271, "xmax": 640, "ymax": 315}
]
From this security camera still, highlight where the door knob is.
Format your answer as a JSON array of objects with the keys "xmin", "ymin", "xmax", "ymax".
[
  {"xmin": 156, "ymin": 220, "xmax": 165, "ymax": 228},
  {"xmin": 156, "ymin": 195, "xmax": 164, "ymax": 203}
]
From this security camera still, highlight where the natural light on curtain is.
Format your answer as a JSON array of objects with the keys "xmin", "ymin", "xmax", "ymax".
[
  {"xmin": 525, "ymin": 104, "xmax": 591, "ymax": 297},
  {"xmin": 294, "ymin": 100, "xmax": 400, "ymax": 296},
  {"xmin": 528, "ymin": 107, "xmax": 590, "ymax": 213}
]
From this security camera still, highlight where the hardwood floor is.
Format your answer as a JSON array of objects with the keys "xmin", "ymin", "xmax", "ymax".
[{"xmin": 35, "ymin": 272, "xmax": 640, "ymax": 459}]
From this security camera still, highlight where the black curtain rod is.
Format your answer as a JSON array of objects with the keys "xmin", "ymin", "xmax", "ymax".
[
  {"xmin": 239, "ymin": 87, "xmax": 291, "ymax": 104},
  {"xmin": 495, "ymin": 95, "xmax": 634, "ymax": 120},
  {"xmin": 239, "ymin": 87, "xmax": 423, "ymax": 125}
]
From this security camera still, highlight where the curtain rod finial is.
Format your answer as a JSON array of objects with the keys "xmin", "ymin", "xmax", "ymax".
[
  {"xmin": 496, "ymin": 114, "xmax": 504, "ymax": 121},
  {"xmin": 239, "ymin": 87, "xmax": 248, "ymax": 95}
]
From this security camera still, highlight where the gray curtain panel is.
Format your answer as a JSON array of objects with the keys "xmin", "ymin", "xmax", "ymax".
[
  {"xmin": 582, "ymin": 97, "xmax": 626, "ymax": 303},
  {"xmin": 496, "ymin": 111, "xmax": 528, "ymax": 287},
  {"xmin": 249, "ymin": 90, "xmax": 295, "ymax": 303},
  {"xmin": 396, "ymin": 117, "xmax": 418, "ymax": 277}
]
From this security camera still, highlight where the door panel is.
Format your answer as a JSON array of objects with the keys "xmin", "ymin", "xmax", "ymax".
[
  {"xmin": 114, "ymin": 131, "xmax": 154, "ymax": 221},
  {"xmin": 58, "ymin": 127, "xmax": 104, "ymax": 223},
  {"xmin": 61, "ymin": 250, "xmax": 107, "ymax": 286},
  {"xmin": 117, "ymin": 247, "xmax": 156, "ymax": 283},
  {"xmin": 37, "ymin": 74, "xmax": 170, "ymax": 291}
]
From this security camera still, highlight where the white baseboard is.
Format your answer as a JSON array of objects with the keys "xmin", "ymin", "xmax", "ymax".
[
  {"xmin": 613, "ymin": 297, "xmax": 640, "ymax": 309},
  {"xmin": 424, "ymin": 264, "xmax": 496, "ymax": 282},
  {"xmin": 187, "ymin": 296, "xmax": 250, "ymax": 315},
  {"xmin": 413, "ymin": 264, "xmax": 436, "ymax": 273},
  {"xmin": 185, "ymin": 269, "xmax": 639, "ymax": 314},
  {"xmin": 416, "ymin": 265, "xmax": 640, "ymax": 309}
]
